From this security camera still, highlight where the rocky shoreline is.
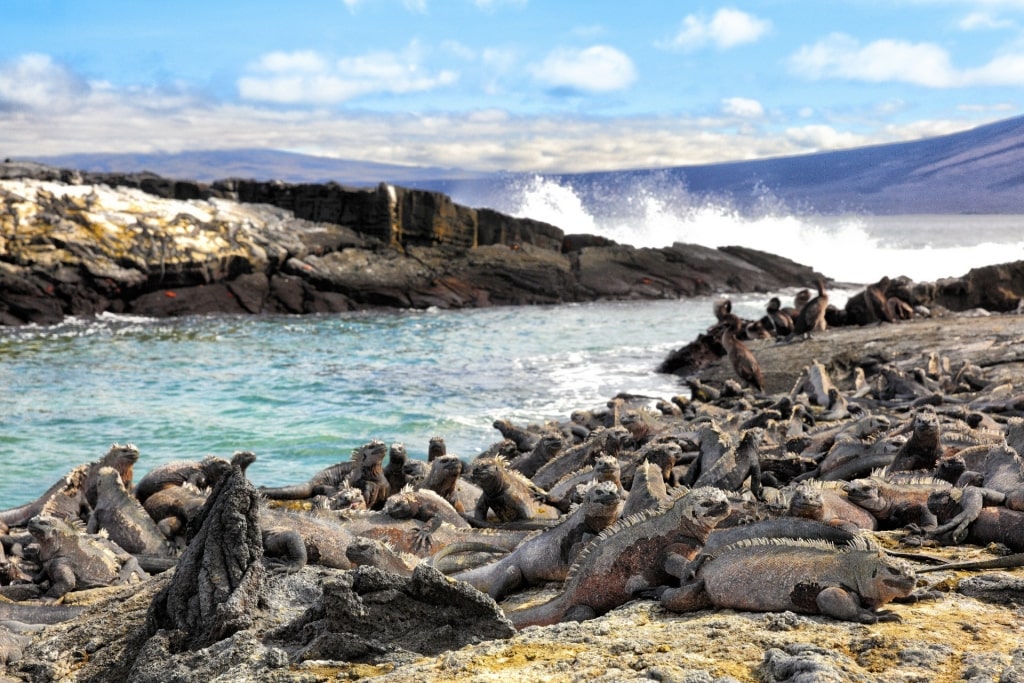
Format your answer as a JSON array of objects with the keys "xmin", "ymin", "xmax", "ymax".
[
  {"xmin": 7, "ymin": 163, "xmax": 1024, "ymax": 683},
  {"xmin": 0, "ymin": 161, "xmax": 828, "ymax": 327},
  {"xmin": 6, "ymin": 161, "xmax": 1024, "ymax": 328},
  {"xmin": 2, "ymin": 311, "xmax": 1024, "ymax": 682}
]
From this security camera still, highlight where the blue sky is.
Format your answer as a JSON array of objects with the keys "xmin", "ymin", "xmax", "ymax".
[{"xmin": 2, "ymin": 0, "xmax": 1023, "ymax": 172}]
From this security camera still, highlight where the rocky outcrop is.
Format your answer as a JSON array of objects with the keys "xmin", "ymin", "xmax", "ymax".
[{"xmin": 0, "ymin": 163, "xmax": 829, "ymax": 326}]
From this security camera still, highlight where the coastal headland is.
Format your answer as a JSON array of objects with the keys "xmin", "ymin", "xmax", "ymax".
[
  {"xmin": 5, "ymin": 160, "xmax": 1024, "ymax": 327},
  {"xmin": 4, "ymin": 164, "xmax": 1024, "ymax": 682}
]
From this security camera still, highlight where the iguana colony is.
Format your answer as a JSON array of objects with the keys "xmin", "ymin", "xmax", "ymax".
[{"xmin": 5, "ymin": 304, "xmax": 1024, "ymax": 652}]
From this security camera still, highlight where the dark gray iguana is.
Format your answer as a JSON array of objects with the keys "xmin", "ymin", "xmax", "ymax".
[
  {"xmin": 0, "ymin": 443, "xmax": 140, "ymax": 527},
  {"xmin": 88, "ymin": 466, "xmax": 179, "ymax": 563},
  {"xmin": 681, "ymin": 424, "xmax": 764, "ymax": 500},
  {"xmin": 133, "ymin": 452, "xmax": 249, "ymax": 505},
  {"xmin": 348, "ymin": 439, "xmax": 390, "ymax": 510},
  {"xmin": 27, "ymin": 514, "xmax": 149, "ymax": 598},
  {"xmin": 658, "ymin": 537, "xmax": 918, "ymax": 624},
  {"xmin": 451, "ymin": 481, "xmax": 624, "ymax": 601},
  {"xmin": 507, "ymin": 486, "xmax": 731, "ymax": 628},
  {"xmin": 468, "ymin": 455, "xmax": 561, "ymax": 524}
]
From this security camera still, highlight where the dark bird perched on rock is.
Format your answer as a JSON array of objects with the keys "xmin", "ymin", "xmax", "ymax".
[
  {"xmin": 792, "ymin": 279, "xmax": 829, "ymax": 335},
  {"xmin": 765, "ymin": 296, "xmax": 794, "ymax": 336},
  {"xmin": 719, "ymin": 314, "xmax": 765, "ymax": 393}
]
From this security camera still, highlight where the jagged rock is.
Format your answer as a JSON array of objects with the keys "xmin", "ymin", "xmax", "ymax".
[
  {"xmin": 146, "ymin": 465, "xmax": 266, "ymax": 652},
  {"xmin": 293, "ymin": 564, "xmax": 514, "ymax": 664},
  {"xmin": 935, "ymin": 261, "xmax": 1024, "ymax": 312}
]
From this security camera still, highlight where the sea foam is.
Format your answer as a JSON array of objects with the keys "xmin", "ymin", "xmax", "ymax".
[{"xmin": 503, "ymin": 175, "xmax": 1024, "ymax": 285}]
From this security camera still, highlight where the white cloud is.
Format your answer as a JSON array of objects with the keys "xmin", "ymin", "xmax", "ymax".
[
  {"xmin": 722, "ymin": 97, "xmax": 764, "ymax": 118},
  {"xmin": 530, "ymin": 45, "xmax": 636, "ymax": 93},
  {"xmin": 0, "ymin": 52, "xmax": 1007, "ymax": 176},
  {"xmin": 789, "ymin": 34, "xmax": 959, "ymax": 87},
  {"xmin": 959, "ymin": 11, "xmax": 1015, "ymax": 30},
  {"xmin": 662, "ymin": 8, "xmax": 771, "ymax": 51},
  {"xmin": 784, "ymin": 124, "xmax": 868, "ymax": 151},
  {"xmin": 238, "ymin": 44, "xmax": 458, "ymax": 104},
  {"xmin": 0, "ymin": 53, "xmax": 88, "ymax": 112},
  {"xmin": 788, "ymin": 33, "xmax": 1024, "ymax": 87}
]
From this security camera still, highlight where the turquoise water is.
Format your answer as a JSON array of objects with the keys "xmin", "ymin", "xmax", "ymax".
[{"xmin": 3, "ymin": 295, "xmax": 801, "ymax": 506}]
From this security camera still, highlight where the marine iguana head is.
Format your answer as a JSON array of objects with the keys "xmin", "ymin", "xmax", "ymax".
[
  {"xmin": 852, "ymin": 547, "xmax": 917, "ymax": 606},
  {"xmin": 468, "ymin": 456, "xmax": 508, "ymax": 491},
  {"xmin": 103, "ymin": 443, "xmax": 140, "ymax": 485},
  {"xmin": 387, "ymin": 443, "xmax": 408, "ymax": 466},
  {"xmin": 199, "ymin": 456, "xmax": 233, "ymax": 490},
  {"xmin": 427, "ymin": 436, "xmax": 447, "ymax": 461},
  {"xmin": 581, "ymin": 481, "xmax": 624, "ymax": 529},
  {"xmin": 593, "ymin": 455, "xmax": 621, "ymax": 481},
  {"xmin": 676, "ymin": 487, "xmax": 731, "ymax": 532},
  {"xmin": 326, "ymin": 484, "xmax": 368, "ymax": 511},
  {"xmin": 788, "ymin": 483, "xmax": 825, "ymax": 520},
  {"xmin": 384, "ymin": 487, "xmax": 422, "ymax": 519},
  {"xmin": 402, "ymin": 461, "xmax": 429, "ymax": 487},
  {"xmin": 843, "ymin": 479, "xmax": 885, "ymax": 513},
  {"xmin": 95, "ymin": 466, "xmax": 128, "ymax": 498},
  {"xmin": 230, "ymin": 451, "xmax": 257, "ymax": 474},
  {"xmin": 535, "ymin": 434, "xmax": 564, "ymax": 456},
  {"xmin": 26, "ymin": 514, "xmax": 76, "ymax": 548},
  {"xmin": 355, "ymin": 440, "xmax": 388, "ymax": 467}
]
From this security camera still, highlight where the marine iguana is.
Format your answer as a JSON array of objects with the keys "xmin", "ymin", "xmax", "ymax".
[
  {"xmin": 427, "ymin": 435, "xmax": 447, "ymax": 461},
  {"xmin": 532, "ymin": 426, "xmax": 632, "ymax": 491},
  {"xmin": 345, "ymin": 537, "xmax": 419, "ymax": 577},
  {"xmin": 621, "ymin": 441, "xmax": 681, "ymax": 490},
  {"xmin": 682, "ymin": 424, "xmax": 764, "ymax": 500},
  {"xmin": 261, "ymin": 507, "xmax": 357, "ymax": 572},
  {"xmin": 468, "ymin": 455, "xmax": 561, "ymax": 524},
  {"xmin": 492, "ymin": 418, "xmax": 540, "ymax": 452},
  {"xmin": 258, "ymin": 454, "xmax": 359, "ymax": 501},
  {"xmin": 928, "ymin": 490, "xmax": 1024, "ymax": 551},
  {"xmin": 544, "ymin": 454, "xmax": 625, "ymax": 514},
  {"xmin": 786, "ymin": 480, "xmax": 878, "ymax": 532},
  {"xmin": 143, "ymin": 481, "xmax": 210, "ymax": 541},
  {"xmin": 132, "ymin": 455, "xmax": 232, "ymax": 505},
  {"xmin": 509, "ymin": 434, "xmax": 565, "ymax": 479},
  {"xmin": 0, "ymin": 443, "xmax": 139, "ymax": 527},
  {"xmin": 886, "ymin": 408, "xmax": 943, "ymax": 474},
  {"xmin": 88, "ymin": 466, "xmax": 179, "ymax": 559},
  {"xmin": 659, "ymin": 537, "xmax": 917, "ymax": 623},
  {"xmin": 383, "ymin": 486, "xmax": 471, "ymax": 550},
  {"xmin": 349, "ymin": 439, "xmax": 390, "ymax": 510},
  {"xmin": 844, "ymin": 473, "xmax": 947, "ymax": 532},
  {"xmin": 507, "ymin": 486, "xmax": 731, "ymax": 628},
  {"xmin": 384, "ymin": 442, "xmax": 410, "ymax": 495},
  {"xmin": 420, "ymin": 454, "xmax": 480, "ymax": 514},
  {"xmin": 27, "ymin": 514, "xmax": 149, "ymax": 598},
  {"xmin": 620, "ymin": 461, "xmax": 669, "ymax": 518},
  {"xmin": 928, "ymin": 444, "xmax": 1024, "ymax": 543},
  {"xmin": 451, "ymin": 481, "xmax": 623, "ymax": 601}
]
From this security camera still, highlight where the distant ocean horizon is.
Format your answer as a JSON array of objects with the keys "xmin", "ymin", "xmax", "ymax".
[{"xmin": 2, "ymin": 176, "xmax": 1022, "ymax": 510}]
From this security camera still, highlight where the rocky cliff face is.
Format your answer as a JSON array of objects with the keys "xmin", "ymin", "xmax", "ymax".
[{"xmin": 0, "ymin": 163, "xmax": 830, "ymax": 326}]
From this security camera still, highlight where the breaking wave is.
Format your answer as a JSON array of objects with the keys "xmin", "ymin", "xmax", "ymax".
[{"xmin": 498, "ymin": 175, "xmax": 1024, "ymax": 285}]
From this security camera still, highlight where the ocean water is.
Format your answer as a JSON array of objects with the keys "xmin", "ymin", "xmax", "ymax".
[{"xmin": 2, "ymin": 176, "xmax": 1023, "ymax": 508}]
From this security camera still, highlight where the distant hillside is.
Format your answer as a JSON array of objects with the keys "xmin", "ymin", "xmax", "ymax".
[
  {"xmin": 25, "ymin": 115, "xmax": 1024, "ymax": 215},
  {"xmin": 26, "ymin": 149, "xmax": 479, "ymax": 186}
]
